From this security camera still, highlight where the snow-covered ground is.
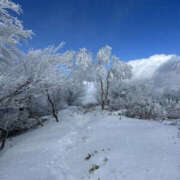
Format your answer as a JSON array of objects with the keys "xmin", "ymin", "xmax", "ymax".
[{"xmin": 0, "ymin": 108, "xmax": 180, "ymax": 180}]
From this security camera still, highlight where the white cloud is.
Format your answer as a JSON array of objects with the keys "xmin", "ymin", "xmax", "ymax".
[
  {"xmin": 152, "ymin": 56, "xmax": 180, "ymax": 90},
  {"xmin": 128, "ymin": 54, "xmax": 176, "ymax": 79}
]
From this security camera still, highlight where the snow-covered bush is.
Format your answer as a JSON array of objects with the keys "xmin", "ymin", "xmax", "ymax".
[
  {"xmin": 125, "ymin": 100, "xmax": 167, "ymax": 120},
  {"xmin": 62, "ymin": 84, "xmax": 85, "ymax": 106},
  {"xmin": 109, "ymin": 80, "xmax": 168, "ymax": 120},
  {"xmin": 157, "ymin": 89, "xmax": 180, "ymax": 119}
]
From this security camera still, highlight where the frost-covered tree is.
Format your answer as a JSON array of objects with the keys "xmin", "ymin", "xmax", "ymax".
[
  {"xmin": 95, "ymin": 45, "xmax": 132, "ymax": 110},
  {"xmin": 0, "ymin": 42, "xmax": 76, "ymax": 149},
  {"xmin": 73, "ymin": 48, "xmax": 93, "ymax": 81},
  {"xmin": 0, "ymin": 0, "xmax": 33, "ymax": 106},
  {"xmin": 0, "ymin": 39, "xmax": 74, "ymax": 142},
  {"xmin": 69, "ymin": 46, "xmax": 132, "ymax": 110},
  {"xmin": 0, "ymin": 0, "xmax": 33, "ymax": 149},
  {"xmin": 23, "ymin": 43, "xmax": 76, "ymax": 121},
  {"xmin": 62, "ymin": 48, "xmax": 93, "ymax": 106},
  {"xmin": 0, "ymin": 0, "xmax": 32, "ymax": 63}
]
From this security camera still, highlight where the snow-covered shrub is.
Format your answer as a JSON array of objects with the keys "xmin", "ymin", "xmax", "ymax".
[
  {"xmin": 62, "ymin": 83, "xmax": 85, "ymax": 106},
  {"xmin": 109, "ymin": 80, "xmax": 168, "ymax": 120},
  {"xmin": 125, "ymin": 100, "xmax": 167, "ymax": 120},
  {"xmin": 0, "ymin": 107, "xmax": 40, "ymax": 135},
  {"xmin": 158, "ymin": 90, "xmax": 180, "ymax": 119}
]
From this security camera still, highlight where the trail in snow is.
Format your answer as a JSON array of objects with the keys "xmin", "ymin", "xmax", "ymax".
[{"xmin": 0, "ymin": 108, "xmax": 179, "ymax": 180}]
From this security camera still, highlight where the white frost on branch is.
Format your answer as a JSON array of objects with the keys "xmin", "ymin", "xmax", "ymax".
[{"xmin": 0, "ymin": 0, "xmax": 33, "ymax": 63}]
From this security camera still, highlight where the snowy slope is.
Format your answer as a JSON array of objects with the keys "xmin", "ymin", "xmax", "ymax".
[
  {"xmin": 0, "ymin": 108, "xmax": 179, "ymax": 180},
  {"xmin": 128, "ymin": 54, "xmax": 175, "ymax": 79}
]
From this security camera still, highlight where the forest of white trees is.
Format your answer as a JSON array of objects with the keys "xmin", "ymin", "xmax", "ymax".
[{"xmin": 0, "ymin": 0, "xmax": 180, "ymax": 150}]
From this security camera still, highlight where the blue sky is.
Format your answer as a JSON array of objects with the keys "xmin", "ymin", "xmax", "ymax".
[{"xmin": 14, "ymin": 0, "xmax": 180, "ymax": 60}]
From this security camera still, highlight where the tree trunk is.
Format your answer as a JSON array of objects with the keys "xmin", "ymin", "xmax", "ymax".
[
  {"xmin": 0, "ymin": 128, "xmax": 8, "ymax": 150},
  {"xmin": 100, "ymin": 79, "xmax": 105, "ymax": 110},
  {"xmin": 46, "ymin": 90, "xmax": 59, "ymax": 122},
  {"xmin": 105, "ymin": 71, "xmax": 110, "ymax": 106},
  {"xmin": 101, "ymin": 99, "xmax": 105, "ymax": 110}
]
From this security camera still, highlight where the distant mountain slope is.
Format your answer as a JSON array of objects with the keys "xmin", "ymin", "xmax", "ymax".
[{"xmin": 128, "ymin": 54, "xmax": 175, "ymax": 79}]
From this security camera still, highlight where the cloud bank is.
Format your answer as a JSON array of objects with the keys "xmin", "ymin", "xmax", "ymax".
[{"xmin": 128, "ymin": 54, "xmax": 176, "ymax": 80}]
